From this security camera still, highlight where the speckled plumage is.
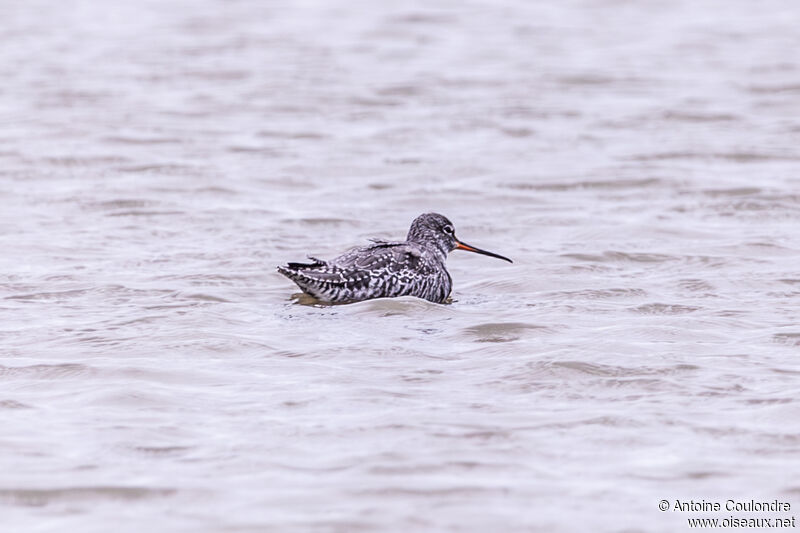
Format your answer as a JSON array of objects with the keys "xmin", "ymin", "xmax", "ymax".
[{"xmin": 277, "ymin": 213, "xmax": 512, "ymax": 304}]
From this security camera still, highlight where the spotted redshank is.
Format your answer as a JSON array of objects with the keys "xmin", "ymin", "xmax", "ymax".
[{"xmin": 277, "ymin": 213, "xmax": 512, "ymax": 304}]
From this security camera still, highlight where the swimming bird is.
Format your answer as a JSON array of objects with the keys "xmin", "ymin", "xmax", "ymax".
[{"xmin": 277, "ymin": 213, "xmax": 512, "ymax": 304}]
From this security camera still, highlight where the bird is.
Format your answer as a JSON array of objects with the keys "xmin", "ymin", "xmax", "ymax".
[{"xmin": 277, "ymin": 213, "xmax": 512, "ymax": 304}]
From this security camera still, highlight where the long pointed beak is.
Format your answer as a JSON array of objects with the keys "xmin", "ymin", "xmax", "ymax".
[{"xmin": 455, "ymin": 239, "xmax": 513, "ymax": 263}]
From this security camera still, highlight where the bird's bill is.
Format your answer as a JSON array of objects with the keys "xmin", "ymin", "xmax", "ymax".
[{"xmin": 455, "ymin": 240, "xmax": 513, "ymax": 263}]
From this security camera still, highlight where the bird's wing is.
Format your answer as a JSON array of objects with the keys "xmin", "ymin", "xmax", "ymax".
[{"xmin": 331, "ymin": 242, "xmax": 431, "ymax": 275}]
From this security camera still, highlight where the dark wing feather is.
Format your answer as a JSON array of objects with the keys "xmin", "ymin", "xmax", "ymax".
[
  {"xmin": 285, "ymin": 255, "xmax": 326, "ymax": 270},
  {"xmin": 333, "ymin": 242, "xmax": 425, "ymax": 272},
  {"xmin": 331, "ymin": 242, "xmax": 398, "ymax": 267}
]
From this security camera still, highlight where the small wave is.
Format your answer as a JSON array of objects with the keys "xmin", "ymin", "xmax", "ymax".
[
  {"xmin": 5, "ymin": 288, "xmax": 90, "ymax": 301},
  {"xmin": 678, "ymin": 279, "xmax": 716, "ymax": 292},
  {"xmin": 561, "ymin": 251, "xmax": 677, "ymax": 263},
  {"xmin": 631, "ymin": 303, "xmax": 701, "ymax": 315},
  {"xmin": 547, "ymin": 288, "xmax": 648, "ymax": 300},
  {"xmin": 226, "ymin": 145, "xmax": 283, "ymax": 155},
  {"xmin": 376, "ymin": 85, "xmax": 422, "ymax": 97},
  {"xmin": 0, "ymin": 399, "xmax": 32, "ymax": 409},
  {"xmin": 748, "ymin": 84, "xmax": 800, "ymax": 94},
  {"xmin": 463, "ymin": 321, "xmax": 550, "ymax": 342},
  {"xmin": 85, "ymin": 198, "xmax": 152, "ymax": 210},
  {"xmin": 629, "ymin": 151, "xmax": 800, "ymax": 162},
  {"xmin": 350, "ymin": 97, "xmax": 403, "ymax": 107},
  {"xmin": 280, "ymin": 217, "xmax": 360, "ymax": 227},
  {"xmin": 702, "ymin": 187, "xmax": 762, "ymax": 197},
  {"xmin": 502, "ymin": 177, "xmax": 662, "ymax": 191},
  {"xmin": 499, "ymin": 127, "xmax": 535, "ymax": 138},
  {"xmin": 387, "ymin": 13, "xmax": 458, "ymax": 25},
  {"xmin": 348, "ymin": 296, "xmax": 446, "ymax": 317},
  {"xmin": 130, "ymin": 445, "xmax": 193, "ymax": 457},
  {"xmin": 107, "ymin": 210, "xmax": 185, "ymax": 217},
  {"xmin": 42, "ymin": 155, "xmax": 130, "ymax": 167},
  {"xmin": 661, "ymin": 111, "xmax": 740, "ymax": 122},
  {"xmin": 117, "ymin": 164, "xmax": 198, "ymax": 174},
  {"xmin": 183, "ymin": 293, "xmax": 230, "ymax": 303},
  {"xmin": 0, "ymin": 487, "xmax": 176, "ymax": 507},
  {"xmin": 773, "ymin": 332, "xmax": 800, "ymax": 346},
  {"xmin": 358, "ymin": 485, "xmax": 507, "ymax": 498},
  {"xmin": 102, "ymin": 136, "xmax": 182, "ymax": 145},
  {"xmin": 0, "ymin": 363, "xmax": 97, "ymax": 379},
  {"xmin": 256, "ymin": 130, "xmax": 327, "ymax": 140},
  {"xmin": 544, "ymin": 361, "xmax": 700, "ymax": 378},
  {"xmin": 557, "ymin": 74, "xmax": 645, "ymax": 86}
]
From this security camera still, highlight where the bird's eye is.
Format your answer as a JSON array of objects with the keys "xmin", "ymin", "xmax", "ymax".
[{"xmin": 443, "ymin": 225, "xmax": 454, "ymax": 235}]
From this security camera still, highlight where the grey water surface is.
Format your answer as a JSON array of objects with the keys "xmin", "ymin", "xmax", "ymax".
[{"xmin": 2, "ymin": 0, "xmax": 799, "ymax": 531}]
